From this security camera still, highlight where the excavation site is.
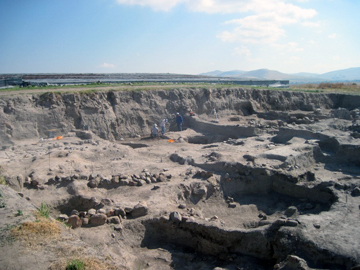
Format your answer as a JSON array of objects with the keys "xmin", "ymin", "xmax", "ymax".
[{"xmin": 1, "ymin": 86, "xmax": 360, "ymax": 270}]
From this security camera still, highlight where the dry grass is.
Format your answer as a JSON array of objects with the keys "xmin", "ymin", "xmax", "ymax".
[
  {"xmin": 10, "ymin": 211, "xmax": 120, "ymax": 269},
  {"xmin": 290, "ymin": 82, "xmax": 360, "ymax": 94},
  {"xmin": 49, "ymin": 257, "xmax": 119, "ymax": 270},
  {"xmin": 0, "ymin": 175, "xmax": 6, "ymax": 185},
  {"xmin": 0, "ymin": 166, "xmax": 7, "ymax": 185},
  {"xmin": 10, "ymin": 216, "xmax": 61, "ymax": 247}
]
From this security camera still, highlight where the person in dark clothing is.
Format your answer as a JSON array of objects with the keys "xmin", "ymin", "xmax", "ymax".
[{"xmin": 176, "ymin": 112, "xmax": 183, "ymax": 131}]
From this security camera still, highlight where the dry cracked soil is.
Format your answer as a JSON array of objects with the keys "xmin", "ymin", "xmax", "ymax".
[{"xmin": 0, "ymin": 86, "xmax": 360, "ymax": 270}]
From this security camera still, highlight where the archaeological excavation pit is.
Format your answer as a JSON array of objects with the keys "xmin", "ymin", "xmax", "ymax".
[
  {"xmin": 136, "ymin": 162, "xmax": 342, "ymax": 269},
  {"xmin": 1, "ymin": 87, "xmax": 360, "ymax": 270}
]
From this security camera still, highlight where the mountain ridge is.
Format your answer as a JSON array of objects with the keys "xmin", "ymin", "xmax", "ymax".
[{"xmin": 200, "ymin": 67, "xmax": 360, "ymax": 83}]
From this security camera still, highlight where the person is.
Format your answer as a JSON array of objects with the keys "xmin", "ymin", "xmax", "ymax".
[
  {"xmin": 160, "ymin": 118, "xmax": 168, "ymax": 135},
  {"xmin": 211, "ymin": 108, "xmax": 219, "ymax": 122},
  {"xmin": 176, "ymin": 112, "xmax": 183, "ymax": 131},
  {"xmin": 151, "ymin": 124, "xmax": 158, "ymax": 138}
]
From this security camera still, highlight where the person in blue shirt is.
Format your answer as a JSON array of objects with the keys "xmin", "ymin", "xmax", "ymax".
[{"xmin": 176, "ymin": 113, "xmax": 183, "ymax": 131}]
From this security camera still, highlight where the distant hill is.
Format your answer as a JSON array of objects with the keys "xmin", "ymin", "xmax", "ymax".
[
  {"xmin": 200, "ymin": 70, "xmax": 245, "ymax": 77},
  {"xmin": 236, "ymin": 69, "xmax": 295, "ymax": 80},
  {"xmin": 319, "ymin": 67, "xmax": 360, "ymax": 81},
  {"xmin": 291, "ymin": 72, "xmax": 320, "ymax": 78},
  {"xmin": 200, "ymin": 70, "xmax": 225, "ymax": 76},
  {"xmin": 218, "ymin": 70, "xmax": 246, "ymax": 77},
  {"xmin": 200, "ymin": 67, "xmax": 360, "ymax": 83}
]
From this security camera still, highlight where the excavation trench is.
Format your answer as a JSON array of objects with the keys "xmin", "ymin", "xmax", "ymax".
[
  {"xmin": 121, "ymin": 142, "xmax": 148, "ymax": 149},
  {"xmin": 187, "ymin": 135, "xmax": 238, "ymax": 144},
  {"xmin": 186, "ymin": 116, "xmax": 258, "ymax": 138},
  {"xmin": 138, "ymin": 160, "xmax": 341, "ymax": 269},
  {"xmin": 52, "ymin": 128, "xmax": 343, "ymax": 269}
]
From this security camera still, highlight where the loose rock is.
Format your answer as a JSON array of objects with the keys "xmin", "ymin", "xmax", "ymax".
[{"xmin": 67, "ymin": 215, "xmax": 82, "ymax": 229}]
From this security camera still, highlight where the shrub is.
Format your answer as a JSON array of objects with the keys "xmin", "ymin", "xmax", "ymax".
[
  {"xmin": 0, "ymin": 166, "xmax": 7, "ymax": 185},
  {"xmin": 0, "ymin": 189, "xmax": 6, "ymax": 208},
  {"xmin": 38, "ymin": 203, "xmax": 50, "ymax": 218},
  {"xmin": 50, "ymin": 257, "xmax": 117, "ymax": 270},
  {"xmin": 66, "ymin": 259, "xmax": 85, "ymax": 270},
  {"xmin": 0, "ymin": 176, "xmax": 6, "ymax": 185}
]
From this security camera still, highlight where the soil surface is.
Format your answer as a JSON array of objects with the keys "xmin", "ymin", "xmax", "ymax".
[{"xmin": 0, "ymin": 86, "xmax": 360, "ymax": 270}]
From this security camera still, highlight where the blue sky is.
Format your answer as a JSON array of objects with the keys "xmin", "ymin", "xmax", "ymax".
[{"xmin": 1, "ymin": 0, "xmax": 359, "ymax": 74}]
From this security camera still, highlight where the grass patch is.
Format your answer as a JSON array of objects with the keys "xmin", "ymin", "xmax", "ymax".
[
  {"xmin": 0, "ymin": 166, "xmax": 7, "ymax": 186},
  {"xmin": 1, "ymin": 82, "xmax": 269, "ymax": 95},
  {"xmin": 66, "ymin": 259, "xmax": 85, "ymax": 270},
  {"xmin": 2, "ymin": 81, "xmax": 359, "ymax": 95},
  {"xmin": 289, "ymin": 82, "xmax": 360, "ymax": 94},
  {"xmin": 50, "ymin": 257, "xmax": 118, "ymax": 270},
  {"xmin": 0, "ymin": 190, "xmax": 6, "ymax": 208},
  {"xmin": 78, "ymin": 88, "xmax": 100, "ymax": 95},
  {"xmin": 0, "ymin": 176, "xmax": 7, "ymax": 185},
  {"xmin": 0, "ymin": 86, "xmax": 24, "ymax": 92},
  {"xmin": 38, "ymin": 202, "xmax": 50, "ymax": 218},
  {"xmin": 10, "ymin": 217, "xmax": 61, "ymax": 247}
]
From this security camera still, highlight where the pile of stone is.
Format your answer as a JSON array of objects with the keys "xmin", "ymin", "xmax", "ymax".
[
  {"xmin": 26, "ymin": 171, "xmax": 173, "ymax": 190},
  {"xmin": 59, "ymin": 201, "xmax": 148, "ymax": 229},
  {"xmin": 87, "ymin": 172, "xmax": 172, "ymax": 189},
  {"xmin": 18, "ymin": 168, "xmax": 174, "ymax": 191}
]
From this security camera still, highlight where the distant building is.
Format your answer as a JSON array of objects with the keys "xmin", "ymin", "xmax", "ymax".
[{"xmin": 0, "ymin": 77, "xmax": 22, "ymax": 87}]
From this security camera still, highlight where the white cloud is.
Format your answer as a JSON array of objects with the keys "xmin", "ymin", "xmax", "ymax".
[
  {"xmin": 218, "ymin": 11, "xmax": 302, "ymax": 43},
  {"xmin": 115, "ymin": 0, "xmax": 318, "ymax": 45},
  {"xmin": 233, "ymin": 45, "xmax": 262, "ymax": 63},
  {"xmin": 328, "ymin": 33, "xmax": 337, "ymax": 39},
  {"xmin": 234, "ymin": 45, "xmax": 251, "ymax": 57},
  {"xmin": 302, "ymin": 21, "xmax": 320, "ymax": 28},
  {"xmin": 271, "ymin": 42, "xmax": 304, "ymax": 53},
  {"xmin": 115, "ymin": 0, "xmax": 317, "ymax": 17},
  {"xmin": 100, "ymin": 63, "xmax": 116, "ymax": 68},
  {"xmin": 332, "ymin": 55, "xmax": 340, "ymax": 61},
  {"xmin": 215, "ymin": 1, "xmax": 317, "ymax": 45},
  {"xmin": 116, "ymin": 0, "xmax": 182, "ymax": 11},
  {"xmin": 287, "ymin": 42, "xmax": 304, "ymax": 52}
]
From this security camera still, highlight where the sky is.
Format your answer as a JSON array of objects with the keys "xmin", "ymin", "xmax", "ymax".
[{"xmin": 0, "ymin": 0, "xmax": 359, "ymax": 75}]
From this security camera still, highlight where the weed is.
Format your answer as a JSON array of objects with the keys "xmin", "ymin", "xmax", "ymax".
[
  {"xmin": 50, "ymin": 257, "xmax": 118, "ymax": 270},
  {"xmin": 0, "ymin": 166, "xmax": 7, "ymax": 186},
  {"xmin": 0, "ymin": 175, "xmax": 6, "ymax": 185},
  {"xmin": 79, "ymin": 89, "xmax": 99, "ymax": 95},
  {"xmin": 0, "ymin": 225, "xmax": 16, "ymax": 247},
  {"xmin": 66, "ymin": 259, "xmax": 85, "ymax": 270},
  {"xmin": 38, "ymin": 202, "xmax": 50, "ymax": 218},
  {"xmin": 0, "ymin": 190, "xmax": 5, "ymax": 208},
  {"xmin": 16, "ymin": 210, "xmax": 23, "ymax": 216}
]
